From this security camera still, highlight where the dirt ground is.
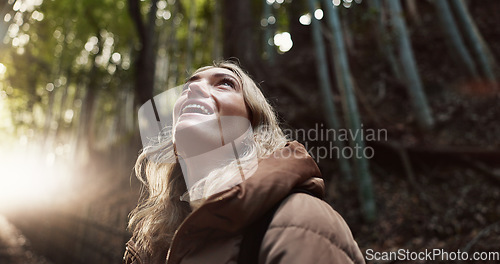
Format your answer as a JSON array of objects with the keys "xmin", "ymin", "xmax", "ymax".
[{"xmin": 0, "ymin": 215, "xmax": 53, "ymax": 264}]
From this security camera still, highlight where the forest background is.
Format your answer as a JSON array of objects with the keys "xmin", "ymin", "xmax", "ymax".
[{"xmin": 0, "ymin": 0, "xmax": 499, "ymax": 263}]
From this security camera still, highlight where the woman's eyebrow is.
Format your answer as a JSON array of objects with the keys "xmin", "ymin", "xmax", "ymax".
[
  {"xmin": 186, "ymin": 74, "xmax": 200, "ymax": 83},
  {"xmin": 186, "ymin": 73, "xmax": 239, "ymax": 84},
  {"xmin": 213, "ymin": 73, "xmax": 239, "ymax": 83}
]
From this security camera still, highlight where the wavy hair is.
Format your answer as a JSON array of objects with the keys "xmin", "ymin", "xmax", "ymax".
[{"xmin": 128, "ymin": 61, "xmax": 288, "ymax": 255}]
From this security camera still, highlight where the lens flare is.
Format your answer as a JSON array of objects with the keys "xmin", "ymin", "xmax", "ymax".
[{"xmin": 0, "ymin": 146, "xmax": 70, "ymax": 210}]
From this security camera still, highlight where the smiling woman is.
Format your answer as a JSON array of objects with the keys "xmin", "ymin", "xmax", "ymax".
[
  {"xmin": 173, "ymin": 67, "xmax": 250, "ymax": 159},
  {"xmin": 126, "ymin": 61, "xmax": 364, "ymax": 264}
]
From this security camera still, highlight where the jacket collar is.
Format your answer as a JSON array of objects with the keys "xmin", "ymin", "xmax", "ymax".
[{"xmin": 167, "ymin": 141, "xmax": 324, "ymax": 263}]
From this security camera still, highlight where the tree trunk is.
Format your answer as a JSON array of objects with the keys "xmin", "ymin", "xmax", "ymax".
[
  {"xmin": 262, "ymin": 0, "xmax": 275, "ymax": 64},
  {"xmin": 369, "ymin": 0, "xmax": 402, "ymax": 80},
  {"xmin": 222, "ymin": 0, "xmax": 261, "ymax": 77},
  {"xmin": 42, "ymin": 81, "xmax": 56, "ymax": 151},
  {"xmin": 212, "ymin": 0, "xmax": 222, "ymax": 61},
  {"xmin": 168, "ymin": 2, "xmax": 180, "ymax": 87},
  {"xmin": 128, "ymin": 0, "xmax": 158, "ymax": 107},
  {"xmin": 306, "ymin": 0, "xmax": 353, "ymax": 183},
  {"xmin": 322, "ymin": 0, "xmax": 376, "ymax": 222},
  {"xmin": 387, "ymin": 0, "xmax": 434, "ymax": 130},
  {"xmin": 156, "ymin": 12, "xmax": 170, "ymax": 93},
  {"xmin": 435, "ymin": 0, "xmax": 478, "ymax": 78},
  {"xmin": 449, "ymin": 0, "xmax": 498, "ymax": 85},
  {"xmin": 80, "ymin": 71, "xmax": 98, "ymax": 155},
  {"xmin": 74, "ymin": 34, "xmax": 104, "ymax": 162},
  {"xmin": 186, "ymin": 0, "xmax": 196, "ymax": 73},
  {"xmin": 340, "ymin": 10, "xmax": 355, "ymax": 57},
  {"xmin": 54, "ymin": 73, "xmax": 71, "ymax": 140}
]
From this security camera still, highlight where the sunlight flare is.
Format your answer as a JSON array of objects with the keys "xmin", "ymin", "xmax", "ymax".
[{"xmin": 0, "ymin": 146, "xmax": 70, "ymax": 210}]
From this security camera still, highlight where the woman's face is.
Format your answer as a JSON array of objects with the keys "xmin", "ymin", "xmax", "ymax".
[{"xmin": 173, "ymin": 67, "xmax": 251, "ymax": 157}]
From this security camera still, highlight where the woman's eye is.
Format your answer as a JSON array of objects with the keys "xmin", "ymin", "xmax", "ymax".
[{"xmin": 217, "ymin": 78, "xmax": 236, "ymax": 89}]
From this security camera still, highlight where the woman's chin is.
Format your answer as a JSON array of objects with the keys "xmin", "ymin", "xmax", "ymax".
[
  {"xmin": 173, "ymin": 115, "xmax": 223, "ymax": 158},
  {"xmin": 174, "ymin": 113, "xmax": 216, "ymax": 132}
]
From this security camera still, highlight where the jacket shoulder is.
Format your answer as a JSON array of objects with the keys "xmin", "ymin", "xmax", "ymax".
[{"xmin": 260, "ymin": 193, "xmax": 365, "ymax": 264}]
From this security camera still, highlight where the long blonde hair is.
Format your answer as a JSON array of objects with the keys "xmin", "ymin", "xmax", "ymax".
[{"xmin": 128, "ymin": 61, "xmax": 288, "ymax": 255}]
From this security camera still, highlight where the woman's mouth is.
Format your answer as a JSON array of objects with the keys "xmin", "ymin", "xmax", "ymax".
[{"xmin": 181, "ymin": 103, "xmax": 214, "ymax": 115}]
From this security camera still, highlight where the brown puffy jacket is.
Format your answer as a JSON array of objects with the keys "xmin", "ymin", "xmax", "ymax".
[{"xmin": 124, "ymin": 141, "xmax": 365, "ymax": 264}]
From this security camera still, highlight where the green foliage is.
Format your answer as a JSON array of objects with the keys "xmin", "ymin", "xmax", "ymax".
[{"xmin": 1, "ymin": 0, "xmax": 135, "ymax": 141}]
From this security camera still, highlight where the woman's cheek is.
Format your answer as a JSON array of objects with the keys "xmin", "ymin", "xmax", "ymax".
[{"xmin": 173, "ymin": 97, "xmax": 186, "ymax": 120}]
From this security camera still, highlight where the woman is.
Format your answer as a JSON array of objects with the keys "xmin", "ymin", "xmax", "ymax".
[{"xmin": 124, "ymin": 61, "xmax": 365, "ymax": 264}]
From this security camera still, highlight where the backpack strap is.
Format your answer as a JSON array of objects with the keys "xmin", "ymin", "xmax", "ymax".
[{"xmin": 238, "ymin": 189, "xmax": 314, "ymax": 264}]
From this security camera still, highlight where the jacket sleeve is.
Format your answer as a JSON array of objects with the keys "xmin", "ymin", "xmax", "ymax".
[{"xmin": 258, "ymin": 194, "xmax": 365, "ymax": 264}]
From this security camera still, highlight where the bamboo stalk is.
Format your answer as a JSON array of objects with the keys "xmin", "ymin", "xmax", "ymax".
[
  {"xmin": 387, "ymin": 0, "xmax": 434, "ymax": 130},
  {"xmin": 435, "ymin": 0, "xmax": 478, "ymax": 78},
  {"xmin": 306, "ymin": 0, "xmax": 353, "ymax": 183},
  {"xmin": 322, "ymin": 0, "xmax": 376, "ymax": 221}
]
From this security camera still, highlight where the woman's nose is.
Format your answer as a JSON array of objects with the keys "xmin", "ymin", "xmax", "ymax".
[{"xmin": 187, "ymin": 81, "xmax": 210, "ymax": 98}]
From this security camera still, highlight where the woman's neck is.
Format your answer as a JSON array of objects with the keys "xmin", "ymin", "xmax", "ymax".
[{"xmin": 178, "ymin": 127, "xmax": 253, "ymax": 190}]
